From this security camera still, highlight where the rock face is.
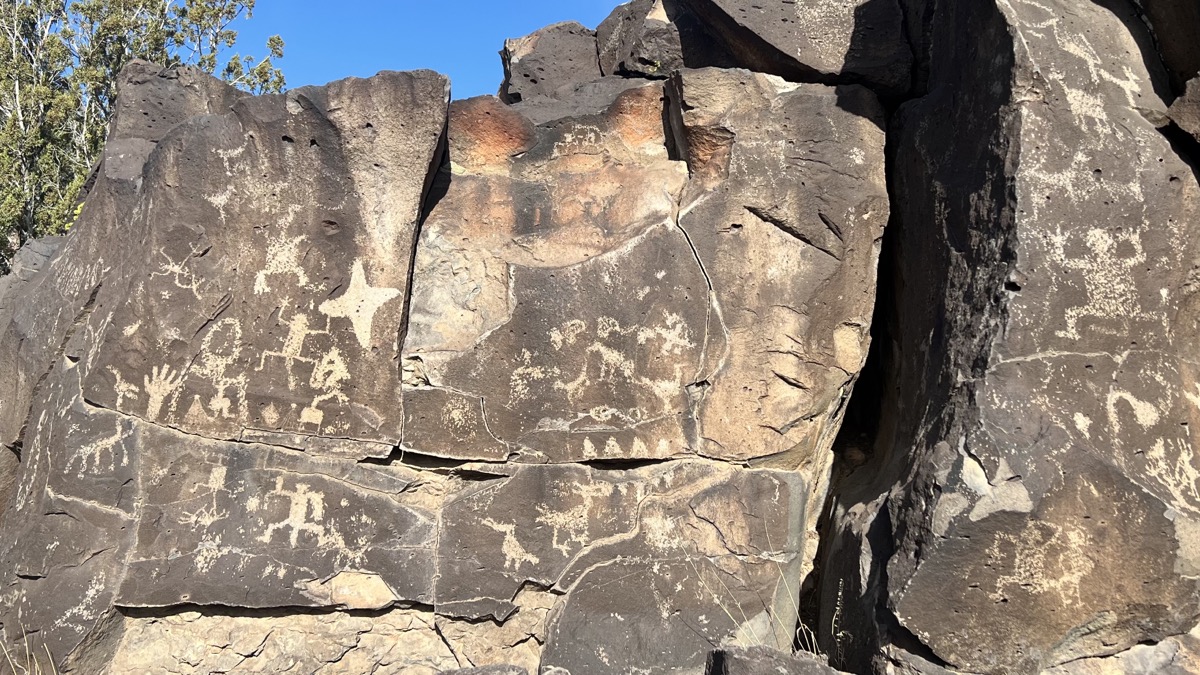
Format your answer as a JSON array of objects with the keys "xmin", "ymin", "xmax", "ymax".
[
  {"xmin": 1138, "ymin": 0, "xmax": 1200, "ymax": 92},
  {"xmin": 500, "ymin": 22, "xmax": 601, "ymax": 103},
  {"xmin": 678, "ymin": 0, "xmax": 913, "ymax": 96},
  {"xmin": 3, "ymin": 1, "xmax": 1200, "ymax": 674},
  {"xmin": 817, "ymin": 0, "xmax": 1200, "ymax": 673}
]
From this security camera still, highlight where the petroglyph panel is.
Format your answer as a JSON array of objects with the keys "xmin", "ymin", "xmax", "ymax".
[
  {"xmin": 429, "ymin": 224, "xmax": 709, "ymax": 462},
  {"xmin": 105, "ymin": 608, "xmax": 460, "ymax": 674},
  {"xmin": 0, "ymin": 32, "xmax": 892, "ymax": 674},
  {"xmin": 79, "ymin": 71, "xmax": 449, "ymax": 453},
  {"xmin": 404, "ymin": 84, "xmax": 707, "ymax": 463},
  {"xmin": 873, "ymin": 0, "xmax": 1200, "ymax": 671},
  {"xmin": 897, "ymin": 458, "xmax": 1200, "ymax": 671},
  {"xmin": 117, "ymin": 423, "xmax": 439, "ymax": 609},
  {"xmin": 436, "ymin": 461, "xmax": 805, "ymax": 672}
]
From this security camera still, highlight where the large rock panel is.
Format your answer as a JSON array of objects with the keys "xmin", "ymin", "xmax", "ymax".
[
  {"xmin": 667, "ymin": 68, "xmax": 887, "ymax": 577},
  {"xmin": 0, "ymin": 62, "xmax": 244, "ymax": 452},
  {"xmin": 818, "ymin": 0, "xmax": 1200, "ymax": 672},
  {"xmin": 78, "ymin": 70, "xmax": 448, "ymax": 456},
  {"xmin": 0, "ymin": 64, "xmax": 451, "ymax": 664}
]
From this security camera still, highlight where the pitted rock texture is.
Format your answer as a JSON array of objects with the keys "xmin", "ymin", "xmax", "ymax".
[
  {"xmin": 5, "ymin": 0, "xmax": 1200, "ymax": 674},
  {"xmin": 596, "ymin": 0, "xmax": 735, "ymax": 78}
]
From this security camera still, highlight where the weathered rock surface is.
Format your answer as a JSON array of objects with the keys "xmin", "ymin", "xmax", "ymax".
[
  {"xmin": 0, "ymin": 5, "xmax": 889, "ymax": 671},
  {"xmin": 817, "ymin": 0, "xmax": 1200, "ymax": 673},
  {"xmin": 597, "ymin": 0, "xmax": 734, "ymax": 78},
  {"xmin": 6, "ymin": 0, "xmax": 1200, "ymax": 673},
  {"xmin": 1041, "ymin": 622, "xmax": 1200, "ymax": 674},
  {"xmin": 89, "ymin": 608, "xmax": 462, "ymax": 674},
  {"xmin": 500, "ymin": 22, "xmax": 601, "ymax": 104},
  {"xmin": 1169, "ymin": 76, "xmax": 1200, "ymax": 141}
]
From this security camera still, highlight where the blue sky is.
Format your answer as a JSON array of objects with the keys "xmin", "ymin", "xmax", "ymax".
[{"xmin": 233, "ymin": 1, "xmax": 621, "ymax": 99}]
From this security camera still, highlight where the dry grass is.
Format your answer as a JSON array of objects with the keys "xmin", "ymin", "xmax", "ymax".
[{"xmin": 0, "ymin": 633, "xmax": 57, "ymax": 675}]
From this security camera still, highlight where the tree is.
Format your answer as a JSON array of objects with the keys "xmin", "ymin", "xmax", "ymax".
[{"xmin": 0, "ymin": 0, "xmax": 285, "ymax": 272}]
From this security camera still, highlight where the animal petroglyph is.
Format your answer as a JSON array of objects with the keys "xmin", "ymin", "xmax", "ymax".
[
  {"xmin": 481, "ymin": 517, "xmax": 541, "ymax": 570},
  {"xmin": 68, "ymin": 420, "xmax": 132, "ymax": 477},
  {"xmin": 533, "ymin": 481, "xmax": 624, "ymax": 555},
  {"xmin": 538, "ymin": 314, "xmax": 697, "ymax": 414},
  {"xmin": 108, "ymin": 367, "xmax": 140, "ymax": 409}
]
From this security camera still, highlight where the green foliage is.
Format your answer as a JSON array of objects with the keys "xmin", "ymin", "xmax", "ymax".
[{"xmin": 0, "ymin": 0, "xmax": 285, "ymax": 271}]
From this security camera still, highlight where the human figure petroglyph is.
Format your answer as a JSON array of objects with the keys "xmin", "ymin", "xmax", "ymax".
[
  {"xmin": 256, "ymin": 309, "xmax": 332, "ymax": 389},
  {"xmin": 193, "ymin": 317, "xmax": 249, "ymax": 421},
  {"xmin": 258, "ymin": 478, "xmax": 327, "ymax": 547},
  {"xmin": 149, "ymin": 246, "xmax": 206, "ymax": 301},
  {"xmin": 299, "ymin": 347, "xmax": 351, "ymax": 432}
]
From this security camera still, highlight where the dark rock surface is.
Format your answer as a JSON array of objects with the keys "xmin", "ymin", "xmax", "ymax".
[
  {"xmin": 707, "ymin": 646, "xmax": 846, "ymax": 674},
  {"xmin": 500, "ymin": 22, "xmax": 601, "ymax": 103},
  {"xmin": 597, "ymin": 0, "xmax": 734, "ymax": 78},
  {"xmin": 815, "ymin": 0, "xmax": 1200, "ymax": 673},
  {"xmin": 3, "ymin": 1, "xmax": 1200, "ymax": 674},
  {"xmin": 1169, "ymin": 76, "xmax": 1200, "ymax": 141},
  {"xmin": 1138, "ymin": 0, "xmax": 1200, "ymax": 93}
]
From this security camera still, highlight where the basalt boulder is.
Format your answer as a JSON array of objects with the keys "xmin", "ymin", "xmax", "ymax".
[
  {"xmin": 6, "ymin": 0, "xmax": 1200, "ymax": 673},
  {"xmin": 0, "ymin": 13, "xmax": 887, "ymax": 674},
  {"xmin": 818, "ymin": 0, "xmax": 1200, "ymax": 673}
]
